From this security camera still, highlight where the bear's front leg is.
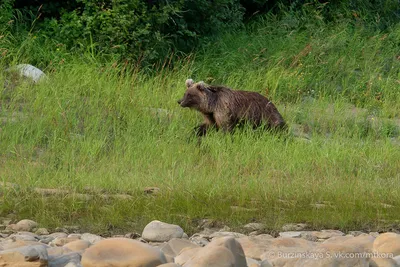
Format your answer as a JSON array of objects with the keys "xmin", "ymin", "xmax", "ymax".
[
  {"xmin": 213, "ymin": 112, "xmax": 236, "ymax": 133},
  {"xmin": 194, "ymin": 114, "xmax": 216, "ymax": 137},
  {"xmin": 194, "ymin": 123, "xmax": 210, "ymax": 136}
]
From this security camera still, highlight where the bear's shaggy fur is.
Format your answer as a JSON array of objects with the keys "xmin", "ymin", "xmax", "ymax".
[{"xmin": 178, "ymin": 79, "xmax": 287, "ymax": 136}]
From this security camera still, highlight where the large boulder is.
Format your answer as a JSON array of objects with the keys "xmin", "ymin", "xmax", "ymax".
[
  {"xmin": 182, "ymin": 237, "xmax": 247, "ymax": 267},
  {"xmin": 160, "ymin": 238, "xmax": 199, "ymax": 262},
  {"xmin": 81, "ymin": 238, "xmax": 167, "ymax": 267},
  {"xmin": 295, "ymin": 243, "xmax": 369, "ymax": 267},
  {"xmin": 373, "ymin": 233, "xmax": 400, "ymax": 257},
  {"xmin": 0, "ymin": 244, "xmax": 48, "ymax": 267},
  {"xmin": 63, "ymin": 240, "xmax": 91, "ymax": 252}
]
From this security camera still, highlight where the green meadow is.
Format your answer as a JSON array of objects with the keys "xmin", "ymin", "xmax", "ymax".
[{"xmin": 1, "ymin": 7, "xmax": 400, "ymax": 235}]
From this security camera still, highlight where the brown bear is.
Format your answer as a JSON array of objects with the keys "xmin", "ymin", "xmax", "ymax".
[{"xmin": 178, "ymin": 79, "xmax": 287, "ymax": 136}]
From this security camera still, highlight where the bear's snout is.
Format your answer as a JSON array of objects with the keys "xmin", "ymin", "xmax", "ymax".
[{"xmin": 178, "ymin": 99, "xmax": 190, "ymax": 107}]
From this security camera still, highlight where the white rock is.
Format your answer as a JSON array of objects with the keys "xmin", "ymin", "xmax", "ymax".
[
  {"xmin": 279, "ymin": 231, "xmax": 302, "ymax": 238},
  {"xmin": 80, "ymin": 233, "xmax": 103, "ymax": 244},
  {"xmin": 14, "ymin": 64, "xmax": 46, "ymax": 83},
  {"xmin": 209, "ymin": 231, "xmax": 246, "ymax": 239},
  {"xmin": 142, "ymin": 220, "xmax": 184, "ymax": 242}
]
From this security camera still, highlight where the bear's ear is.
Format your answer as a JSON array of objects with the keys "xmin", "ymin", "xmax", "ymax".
[
  {"xmin": 196, "ymin": 81, "xmax": 207, "ymax": 91},
  {"xmin": 197, "ymin": 81, "xmax": 216, "ymax": 93},
  {"xmin": 185, "ymin": 79, "xmax": 194, "ymax": 88}
]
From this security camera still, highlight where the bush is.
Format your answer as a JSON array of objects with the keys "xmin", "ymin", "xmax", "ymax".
[
  {"xmin": 31, "ymin": 0, "xmax": 244, "ymax": 66},
  {"xmin": 4, "ymin": 0, "xmax": 400, "ymax": 68},
  {"xmin": 0, "ymin": 0, "xmax": 15, "ymax": 31}
]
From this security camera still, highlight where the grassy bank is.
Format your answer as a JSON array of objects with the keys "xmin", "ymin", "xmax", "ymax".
[{"xmin": 0, "ymin": 14, "xmax": 400, "ymax": 234}]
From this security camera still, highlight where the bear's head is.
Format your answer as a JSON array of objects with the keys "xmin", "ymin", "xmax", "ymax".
[{"xmin": 177, "ymin": 79, "xmax": 216, "ymax": 112}]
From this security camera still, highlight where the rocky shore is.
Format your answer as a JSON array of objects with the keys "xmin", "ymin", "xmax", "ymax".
[{"xmin": 0, "ymin": 219, "xmax": 399, "ymax": 266}]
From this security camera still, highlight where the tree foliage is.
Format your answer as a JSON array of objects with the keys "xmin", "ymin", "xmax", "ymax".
[{"xmin": 2, "ymin": 0, "xmax": 400, "ymax": 66}]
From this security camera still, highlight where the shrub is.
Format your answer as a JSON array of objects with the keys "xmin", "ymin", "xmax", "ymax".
[
  {"xmin": 29, "ymin": 0, "xmax": 244, "ymax": 66},
  {"xmin": 4, "ymin": 0, "xmax": 400, "ymax": 67},
  {"xmin": 0, "ymin": 0, "xmax": 15, "ymax": 31}
]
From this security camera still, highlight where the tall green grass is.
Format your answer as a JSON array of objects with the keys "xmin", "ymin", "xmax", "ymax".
[{"xmin": 0, "ymin": 12, "xmax": 399, "ymax": 234}]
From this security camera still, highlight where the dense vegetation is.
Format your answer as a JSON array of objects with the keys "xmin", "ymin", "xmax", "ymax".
[
  {"xmin": 2, "ymin": 0, "xmax": 400, "ymax": 67},
  {"xmin": 0, "ymin": 0, "xmax": 399, "ymax": 234}
]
